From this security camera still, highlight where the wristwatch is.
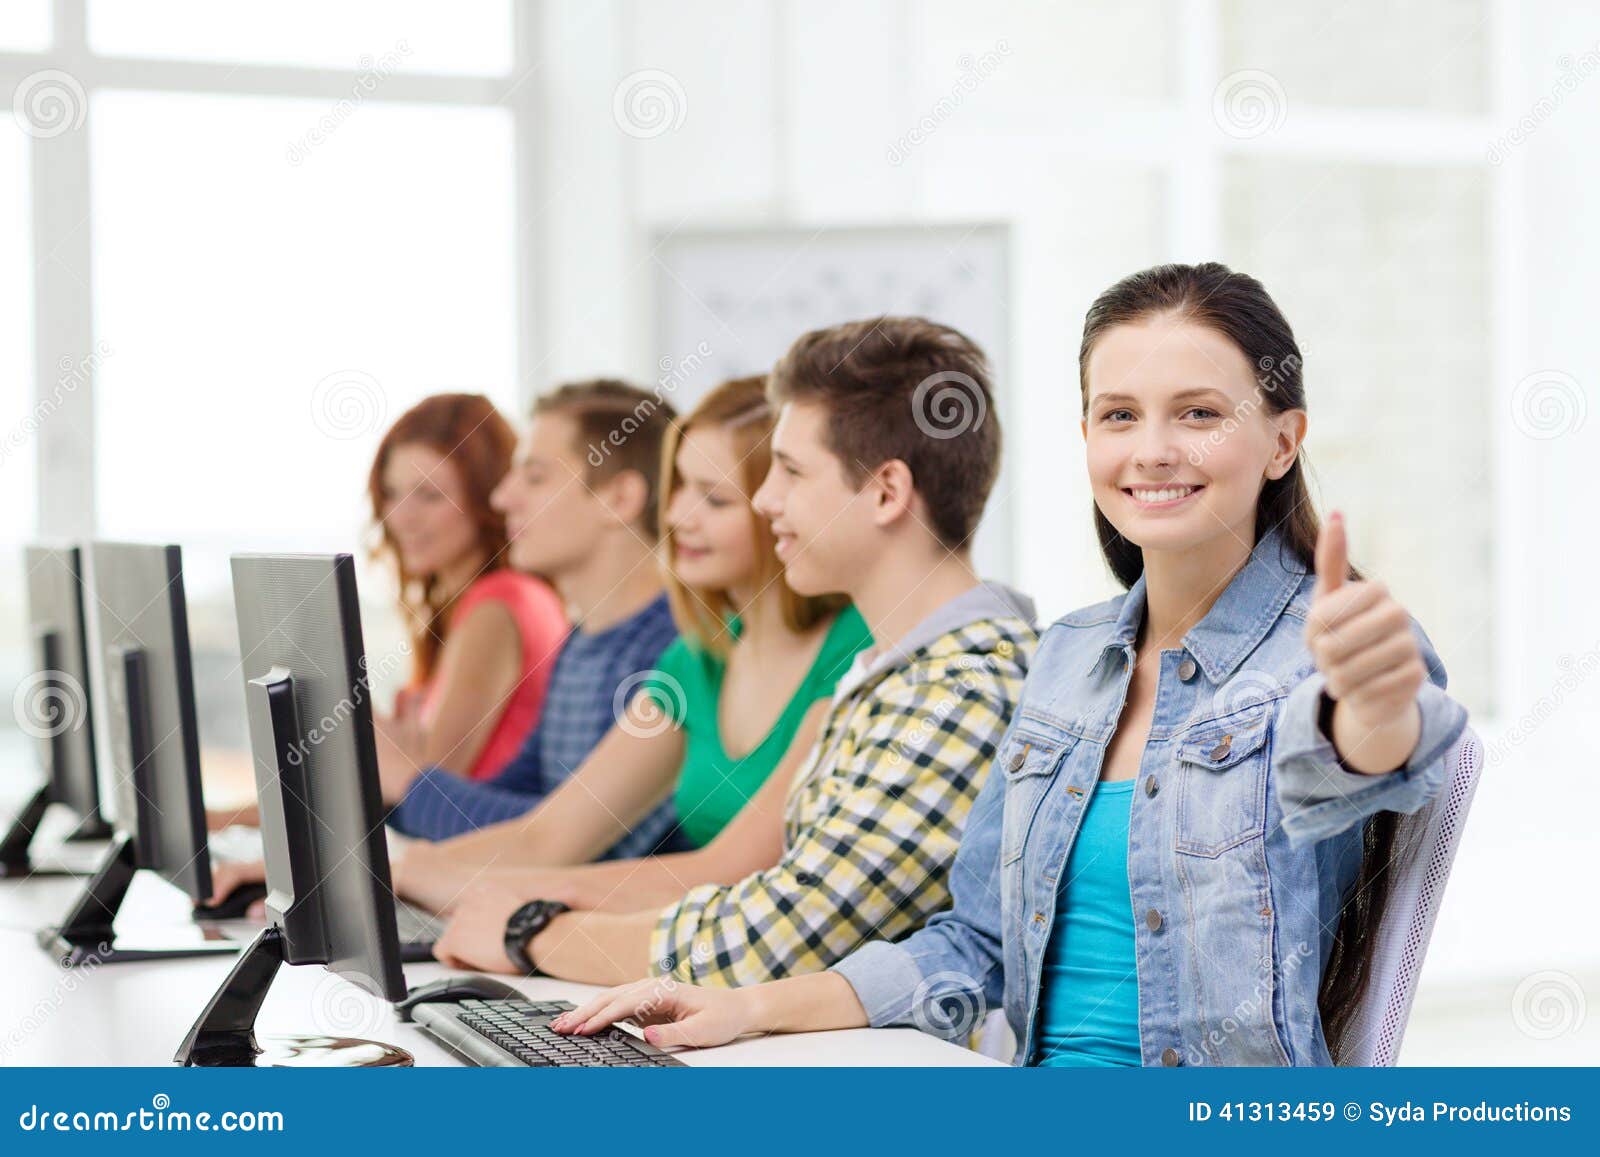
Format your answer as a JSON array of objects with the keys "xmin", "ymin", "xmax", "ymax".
[{"xmin": 503, "ymin": 899, "xmax": 570, "ymax": 975}]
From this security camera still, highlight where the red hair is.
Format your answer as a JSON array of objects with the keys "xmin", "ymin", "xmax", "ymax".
[{"xmin": 367, "ymin": 393, "xmax": 517, "ymax": 683}]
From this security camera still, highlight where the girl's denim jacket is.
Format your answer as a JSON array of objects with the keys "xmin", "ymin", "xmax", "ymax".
[{"xmin": 832, "ymin": 527, "xmax": 1469, "ymax": 1066}]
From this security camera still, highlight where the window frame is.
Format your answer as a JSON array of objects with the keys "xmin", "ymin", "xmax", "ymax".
[
  {"xmin": 0, "ymin": 0, "xmax": 1524, "ymax": 735},
  {"xmin": 1160, "ymin": 0, "xmax": 1519, "ymax": 728},
  {"xmin": 0, "ymin": 0, "xmax": 541, "ymax": 544}
]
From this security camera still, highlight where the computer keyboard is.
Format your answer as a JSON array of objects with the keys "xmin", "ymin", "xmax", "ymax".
[
  {"xmin": 192, "ymin": 886, "xmax": 442, "ymax": 961},
  {"xmin": 394, "ymin": 898, "xmax": 443, "ymax": 941},
  {"xmin": 206, "ymin": 824, "xmax": 265, "ymax": 863},
  {"xmin": 410, "ymin": 998, "xmax": 685, "ymax": 1067},
  {"xmin": 207, "ymin": 826, "xmax": 442, "ymax": 960},
  {"xmin": 394, "ymin": 899, "xmax": 444, "ymax": 963}
]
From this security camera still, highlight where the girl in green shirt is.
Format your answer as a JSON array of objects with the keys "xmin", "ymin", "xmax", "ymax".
[
  {"xmin": 394, "ymin": 375, "xmax": 872, "ymax": 910},
  {"xmin": 644, "ymin": 603, "xmax": 870, "ymax": 849}
]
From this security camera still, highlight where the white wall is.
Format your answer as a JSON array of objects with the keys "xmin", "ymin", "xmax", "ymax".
[
  {"xmin": 526, "ymin": 0, "xmax": 1173, "ymax": 625},
  {"xmin": 524, "ymin": 0, "xmax": 1600, "ymax": 998},
  {"xmin": 1428, "ymin": 0, "xmax": 1600, "ymax": 981},
  {"xmin": 1, "ymin": 0, "xmax": 1590, "ymax": 1039}
]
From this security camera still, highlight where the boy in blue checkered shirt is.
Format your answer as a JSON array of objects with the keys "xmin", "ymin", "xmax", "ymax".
[
  {"xmin": 200, "ymin": 380, "xmax": 684, "ymax": 915},
  {"xmin": 382, "ymin": 380, "xmax": 681, "ymax": 859}
]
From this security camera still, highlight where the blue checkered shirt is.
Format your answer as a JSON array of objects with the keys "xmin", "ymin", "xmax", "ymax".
[{"xmin": 388, "ymin": 593, "xmax": 682, "ymax": 858}]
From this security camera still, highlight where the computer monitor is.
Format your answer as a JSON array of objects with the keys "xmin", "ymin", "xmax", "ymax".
[
  {"xmin": 35, "ymin": 542, "xmax": 239, "ymax": 965},
  {"xmin": 1, "ymin": 545, "xmax": 112, "ymax": 879},
  {"xmin": 174, "ymin": 552, "xmax": 411, "ymax": 1067}
]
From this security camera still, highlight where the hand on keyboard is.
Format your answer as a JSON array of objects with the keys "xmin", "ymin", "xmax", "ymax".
[
  {"xmin": 200, "ymin": 859, "xmax": 268, "ymax": 919},
  {"xmin": 452, "ymin": 1000, "xmax": 683, "ymax": 1067}
]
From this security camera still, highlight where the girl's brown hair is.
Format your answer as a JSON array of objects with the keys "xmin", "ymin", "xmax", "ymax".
[
  {"xmin": 1078, "ymin": 262, "xmax": 1386, "ymax": 1065},
  {"xmin": 659, "ymin": 375, "xmax": 846, "ymax": 655},
  {"xmin": 367, "ymin": 392, "xmax": 518, "ymax": 684}
]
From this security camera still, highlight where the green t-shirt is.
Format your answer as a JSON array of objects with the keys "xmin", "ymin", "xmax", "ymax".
[{"xmin": 641, "ymin": 604, "xmax": 873, "ymax": 849}]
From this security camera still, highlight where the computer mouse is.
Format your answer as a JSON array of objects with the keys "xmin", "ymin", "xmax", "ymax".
[
  {"xmin": 393, "ymin": 976, "xmax": 527, "ymax": 1022},
  {"xmin": 192, "ymin": 881, "xmax": 269, "ymax": 921}
]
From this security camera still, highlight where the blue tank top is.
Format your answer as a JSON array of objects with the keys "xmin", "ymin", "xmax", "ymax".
[{"xmin": 1034, "ymin": 777, "xmax": 1141, "ymax": 1066}]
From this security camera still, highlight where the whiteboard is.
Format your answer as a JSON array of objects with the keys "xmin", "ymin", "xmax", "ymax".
[{"xmin": 650, "ymin": 223, "xmax": 1013, "ymax": 580}]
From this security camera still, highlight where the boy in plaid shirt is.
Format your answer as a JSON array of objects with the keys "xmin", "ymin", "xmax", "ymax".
[{"xmin": 433, "ymin": 318, "xmax": 1037, "ymax": 985}]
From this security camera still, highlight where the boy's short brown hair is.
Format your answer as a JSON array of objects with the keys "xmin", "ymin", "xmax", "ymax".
[
  {"xmin": 533, "ymin": 378, "xmax": 677, "ymax": 541},
  {"xmin": 768, "ymin": 316, "xmax": 1000, "ymax": 549}
]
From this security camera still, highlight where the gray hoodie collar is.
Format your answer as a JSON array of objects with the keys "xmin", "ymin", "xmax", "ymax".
[{"xmin": 841, "ymin": 579, "xmax": 1036, "ymax": 694}]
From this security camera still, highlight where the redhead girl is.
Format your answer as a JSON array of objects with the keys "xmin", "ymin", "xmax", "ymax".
[
  {"xmin": 367, "ymin": 393, "xmax": 566, "ymax": 783},
  {"xmin": 204, "ymin": 393, "xmax": 564, "ymax": 867},
  {"xmin": 550, "ymin": 263, "xmax": 1469, "ymax": 1067}
]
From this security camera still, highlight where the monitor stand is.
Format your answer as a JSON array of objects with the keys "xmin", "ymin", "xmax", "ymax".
[
  {"xmin": 36, "ymin": 833, "xmax": 242, "ymax": 966},
  {"xmin": 61, "ymin": 811, "xmax": 113, "ymax": 841},
  {"xmin": 3, "ymin": 629, "xmax": 113, "ymax": 874},
  {"xmin": 0, "ymin": 795, "xmax": 109, "ymax": 880},
  {"xmin": 175, "ymin": 926, "xmax": 413, "ymax": 1068}
]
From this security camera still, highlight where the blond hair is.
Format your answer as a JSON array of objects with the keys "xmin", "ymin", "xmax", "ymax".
[{"xmin": 659, "ymin": 375, "xmax": 846, "ymax": 655}]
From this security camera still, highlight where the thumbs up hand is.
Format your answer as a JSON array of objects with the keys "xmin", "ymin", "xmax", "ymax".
[{"xmin": 1304, "ymin": 512, "xmax": 1424, "ymax": 773}]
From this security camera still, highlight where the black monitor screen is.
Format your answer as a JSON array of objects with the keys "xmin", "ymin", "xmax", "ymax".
[
  {"xmin": 229, "ymin": 552, "xmax": 405, "ymax": 1001},
  {"xmin": 21, "ymin": 546, "xmax": 101, "ymax": 823},
  {"xmin": 88, "ymin": 542, "xmax": 213, "ymax": 901}
]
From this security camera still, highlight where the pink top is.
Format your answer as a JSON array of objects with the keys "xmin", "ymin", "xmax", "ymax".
[{"xmin": 416, "ymin": 570, "xmax": 568, "ymax": 781}]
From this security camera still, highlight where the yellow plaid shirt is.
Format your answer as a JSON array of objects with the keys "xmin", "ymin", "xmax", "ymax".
[{"xmin": 650, "ymin": 613, "xmax": 1037, "ymax": 987}]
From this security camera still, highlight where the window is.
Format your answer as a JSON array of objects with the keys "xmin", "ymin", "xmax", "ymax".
[
  {"xmin": 88, "ymin": 0, "xmax": 513, "ymax": 76},
  {"xmin": 1221, "ymin": 159, "xmax": 1493, "ymax": 715},
  {"xmin": 1222, "ymin": 0, "xmax": 1489, "ymax": 115},
  {"xmin": 0, "ymin": 1, "xmax": 51, "ymax": 54},
  {"xmin": 91, "ymin": 91, "xmax": 518, "ymax": 754},
  {"xmin": 0, "ymin": 115, "xmax": 34, "ymax": 755},
  {"xmin": 3, "ymin": 6, "xmax": 522, "ymax": 794}
]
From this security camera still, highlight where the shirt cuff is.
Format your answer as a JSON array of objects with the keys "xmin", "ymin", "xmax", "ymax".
[
  {"xmin": 829, "ymin": 940, "xmax": 926, "ymax": 1029},
  {"xmin": 387, "ymin": 767, "xmax": 452, "ymax": 837},
  {"xmin": 1274, "ymin": 672, "xmax": 1468, "ymax": 846},
  {"xmin": 649, "ymin": 895, "xmax": 698, "ymax": 980}
]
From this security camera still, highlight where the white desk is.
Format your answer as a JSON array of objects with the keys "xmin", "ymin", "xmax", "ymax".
[{"xmin": 0, "ymin": 857, "xmax": 997, "ymax": 1068}]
